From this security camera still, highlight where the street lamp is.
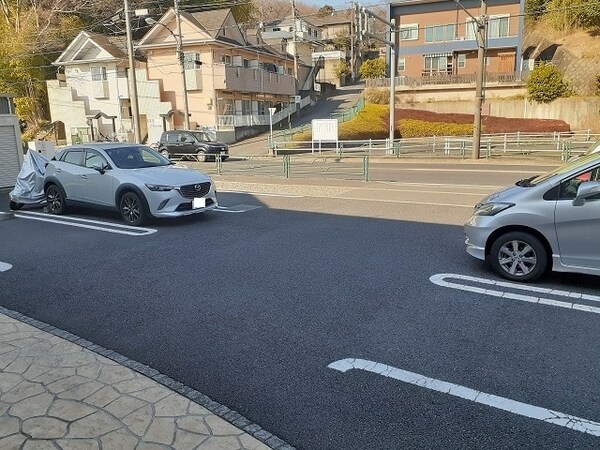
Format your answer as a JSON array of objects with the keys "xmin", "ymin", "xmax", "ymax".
[
  {"xmin": 146, "ymin": 13, "xmax": 191, "ymax": 130},
  {"xmin": 268, "ymin": 107, "xmax": 277, "ymax": 154}
]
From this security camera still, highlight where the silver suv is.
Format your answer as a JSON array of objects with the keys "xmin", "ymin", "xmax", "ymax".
[
  {"xmin": 44, "ymin": 143, "xmax": 218, "ymax": 225},
  {"xmin": 465, "ymin": 153, "xmax": 600, "ymax": 282}
]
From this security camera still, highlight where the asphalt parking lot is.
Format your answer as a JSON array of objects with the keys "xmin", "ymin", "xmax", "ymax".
[{"xmin": 1, "ymin": 169, "xmax": 600, "ymax": 449}]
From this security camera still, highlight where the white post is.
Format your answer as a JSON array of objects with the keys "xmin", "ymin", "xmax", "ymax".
[
  {"xmin": 269, "ymin": 107, "xmax": 276, "ymax": 155},
  {"xmin": 124, "ymin": 0, "xmax": 141, "ymax": 143}
]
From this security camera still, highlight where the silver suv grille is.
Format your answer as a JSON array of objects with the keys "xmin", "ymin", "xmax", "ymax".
[{"xmin": 178, "ymin": 182, "xmax": 211, "ymax": 198}]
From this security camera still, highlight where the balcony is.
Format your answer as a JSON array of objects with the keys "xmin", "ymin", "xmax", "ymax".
[
  {"xmin": 365, "ymin": 71, "xmax": 526, "ymax": 89},
  {"xmin": 212, "ymin": 64, "xmax": 296, "ymax": 96}
]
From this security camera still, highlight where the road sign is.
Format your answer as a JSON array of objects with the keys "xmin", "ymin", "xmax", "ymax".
[{"xmin": 312, "ymin": 119, "xmax": 338, "ymax": 142}]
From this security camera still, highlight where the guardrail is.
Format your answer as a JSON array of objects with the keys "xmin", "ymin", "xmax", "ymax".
[
  {"xmin": 195, "ymin": 154, "xmax": 371, "ymax": 181},
  {"xmin": 270, "ymin": 131, "xmax": 600, "ymax": 161}
]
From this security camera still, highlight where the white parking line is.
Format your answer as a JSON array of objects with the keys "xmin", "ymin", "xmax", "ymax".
[
  {"xmin": 328, "ymin": 358, "xmax": 600, "ymax": 437},
  {"xmin": 430, "ymin": 273, "xmax": 600, "ymax": 315},
  {"xmin": 14, "ymin": 211, "xmax": 157, "ymax": 236},
  {"xmin": 214, "ymin": 205, "xmax": 262, "ymax": 213},
  {"xmin": 0, "ymin": 262, "xmax": 12, "ymax": 272}
]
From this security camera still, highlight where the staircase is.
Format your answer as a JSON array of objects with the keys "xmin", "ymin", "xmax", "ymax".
[{"xmin": 302, "ymin": 55, "xmax": 324, "ymax": 91}]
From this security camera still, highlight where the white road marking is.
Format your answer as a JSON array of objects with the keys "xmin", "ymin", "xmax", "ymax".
[
  {"xmin": 0, "ymin": 262, "xmax": 12, "ymax": 272},
  {"xmin": 14, "ymin": 211, "xmax": 157, "ymax": 236},
  {"xmin": 219, "ymin": 190, "xmax": 304, "ymax": 198},
  {"xmin": 430, "ymin": 273, "xmax": 600, "ymax": 315},
  {"xmin": 214, "ymin": 204, "xmax": 262, "ymax": 213},
  {"xmin": 328, "ymin": 358, "xmax": 600, "ymax": 437}
]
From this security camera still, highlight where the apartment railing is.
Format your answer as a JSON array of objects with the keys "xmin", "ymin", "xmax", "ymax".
[
  {"xmin": 217, "ymin": 95, "xmax": 312, "ymax": 128},
  {"xmin": 365, "ymin": 71, "xmax": 527, "ymax": 88}
]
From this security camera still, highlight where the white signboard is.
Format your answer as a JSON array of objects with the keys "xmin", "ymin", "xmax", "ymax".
[
  {"xmin": 294, "ymin": 95, "xmax": 301, "ymax": 104},
  {"xmin": 312, "ymin": 119, "xmax": 338, "ymax": 142}
]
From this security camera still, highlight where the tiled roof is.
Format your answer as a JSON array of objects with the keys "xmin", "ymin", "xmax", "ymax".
[
  {"xmin": 187, "ymin": 9, "xmax": 230, "ymax": 37},
  {"xmin": 85, "ymin": 32, "xmax": 129, "ymax": 59},
  {"xmin": 309, "ymin": 10, "xmax": 352, "ymax": 27}
]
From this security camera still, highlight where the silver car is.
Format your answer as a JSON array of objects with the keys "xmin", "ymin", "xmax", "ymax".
[
  {"xmin": 44, "ymin": 143, "xmax": 218, "ymax": 225},
  {"xmin": 465, "ymin": 152, "xmax": 600, "ymax": 282}
]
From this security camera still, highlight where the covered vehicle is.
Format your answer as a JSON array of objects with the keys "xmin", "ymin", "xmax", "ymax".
[{"xmin": 8, "ymin": 150, "xmax": 49, "ymax": 210}]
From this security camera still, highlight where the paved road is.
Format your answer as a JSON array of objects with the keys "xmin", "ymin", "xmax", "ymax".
[{"xmin": 1, "ymin": 162, "xmax": 599, "ymax": 449}]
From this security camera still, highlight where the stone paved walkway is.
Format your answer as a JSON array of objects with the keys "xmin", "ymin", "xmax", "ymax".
[{"xmin": 0, "ymin": 312, "xmax": 287, "ymax": 450}]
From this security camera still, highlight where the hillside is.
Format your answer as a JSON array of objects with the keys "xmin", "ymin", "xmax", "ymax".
[{"xmin": 524, "ymin": 25, "xmax": 600, "ymax": 94}]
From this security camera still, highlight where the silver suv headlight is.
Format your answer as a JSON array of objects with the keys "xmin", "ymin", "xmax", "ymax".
[
  {"xmin": 474, "ymin": 202, "xmax": 515, "ymax": 216},
  {"xmin": 145, "ymin": 184, "xmax": 174, "ymax": 191}
]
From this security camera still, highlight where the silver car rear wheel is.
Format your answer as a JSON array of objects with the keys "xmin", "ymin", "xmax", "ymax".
[
  {"xmin": 46, "ymin": 184, "xmax": 66, "ymax": 215},
  {"xmin": 489, "ymin": 231, "xmax": 547, "ymax": 282}
]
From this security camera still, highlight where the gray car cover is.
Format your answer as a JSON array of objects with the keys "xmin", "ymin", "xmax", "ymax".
[{"xmin": 9, "ymin": 150, "xmax": 49, "ymax": 204}]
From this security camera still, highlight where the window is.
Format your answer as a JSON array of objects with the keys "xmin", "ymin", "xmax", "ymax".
[
  {"xmin": 0, "ymin": 97, "xmax": 14, "ymax": 114},
  {"xmin": 241, "ymin": 99, "xmax": 251, "ymax": 115},
  {"xmin": 559, "ymin": 168, "xmax": 600, "ymax": 200},
  {"xmin": 424, "ymin": 55, "xmax": 449, "ymax": 74},
  {"xmin": 397, "ymin": 58, "xmax": 406, "ymax": 72},
  {"xmin": 457, "ymin": 54, "xmax": 466, "ymax": 69},
  {"xmin": 466, "ymin": 19, "xmax": 478, "ymax": 40},
  {"xmin": 91, "ymin": 67, "xmax": 107, "ymax": 82},
  {"xmin": 243, "ymin": 58, "xmax": 249, "ymax": 68},
  {"xmin": 222, "ymin": 54, "xmax": 232, "ymax": 65},
  {"xmin": 425, "ymin": 24, "xmax": 455, "ymax": 43},
  {"xmin": 400, "ymin": 24, "xmax": 418, "ymax": 41},
  {"xmin": 62, "ymin": 150, "xmax": 83, "ymax": 166},
  {"xmin": 184, "ymin": 52, "xmax": 201, "ymax": 70},
  {"xmin": 166, "ymin": 133, "xmax": 179, "ymax": 143},
  {"xmin": 84, "ymin": 150, "xmax": 108, "ymax": 169},
  {"xmin": 488, "ymin": 15, "xmax": 509, "ymax": 38}
]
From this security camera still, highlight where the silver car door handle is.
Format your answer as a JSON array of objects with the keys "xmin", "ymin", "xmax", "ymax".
[
  {"xmin": 80, "ymin": 175, "xmax": 87, "ymax": 179},
  {"xmin": 56, "ymin": 168, "xmax": 62, "ymax": 173}
]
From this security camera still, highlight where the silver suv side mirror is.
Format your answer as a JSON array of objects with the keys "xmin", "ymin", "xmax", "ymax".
[{"xmin": 573, "ymin": 181, "xmax": 600, "ymax": 206}]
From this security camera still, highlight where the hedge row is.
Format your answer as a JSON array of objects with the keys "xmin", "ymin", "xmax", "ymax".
[{"xmin": 292, "ymin": 104, "xmax": 473, "ymax": 141}]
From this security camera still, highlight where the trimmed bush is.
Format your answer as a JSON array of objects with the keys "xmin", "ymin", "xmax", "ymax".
[
  {"xmin": 526, "ymin": 63, "xmax": 571, "ymax": 103},
  {"xmin": 359, "ymin": 58, "xmax": 386, "ymax": 79},
  {"xmin": 398, "ymin": 119, "xmax": 473, "ymax": 138}
]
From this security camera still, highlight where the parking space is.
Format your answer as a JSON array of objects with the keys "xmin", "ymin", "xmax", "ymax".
[{"xmin": 2, "ymin": 171, "xmax": 600, "ymax": 449}]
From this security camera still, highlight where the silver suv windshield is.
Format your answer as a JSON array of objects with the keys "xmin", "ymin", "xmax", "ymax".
[
  {"xmin": 104, "ymin": 146, "xmax": 171, "ymax": 169},
  {"xmin": 525, "ymin": 153, "xmax": 600, "ymax": 186}
]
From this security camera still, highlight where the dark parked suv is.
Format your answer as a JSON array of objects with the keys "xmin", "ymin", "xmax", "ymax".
[{"xmin": 157, "ymin": 130, "xmax": 229, "ymax": 162}]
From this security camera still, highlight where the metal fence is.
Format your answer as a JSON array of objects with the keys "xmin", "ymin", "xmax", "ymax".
[
  {"xmin": 269, "ymin": 131, "xmax": 600, "ymax": 161},
  {"xmin": 193, "ymin": 154, "xmax": 371, "ymax": 181}
]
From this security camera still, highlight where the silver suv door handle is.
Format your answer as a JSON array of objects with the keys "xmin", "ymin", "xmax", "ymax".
[{"xmin": 80, "ymin": 175, "xmax": 87, "ymax": 179}]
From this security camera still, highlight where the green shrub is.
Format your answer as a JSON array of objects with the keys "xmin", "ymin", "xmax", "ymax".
[
  {"xmin": 332, "ymin": 60, "xmax": 351, "ymax": 79},
  {"xmin": 364, "ymin": 87, "xmax": 390, "ymax": 104},
  {"xmin": 526, "ymin": 63, "xmax": 571, "ymax": 103},
  {"xmin": 359, "ymin": 58, "xmax": 386, "ymax": 79}
]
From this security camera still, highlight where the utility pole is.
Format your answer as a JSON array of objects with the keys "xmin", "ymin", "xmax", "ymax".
[
  {"xmin": 359, "ymin": 6, "xmax": 397, "ymax": 150},
  {"xmin": 472, "ymin": 0, "xmax": 488, "ymax": 159},
  {"xmin": 291, "ymin": 0, "xmax": 299, "ymax": 92},
  {"xmin": 350, "ymin": 3, "xmax": 355, "ymax": 82},
  {"xmin": 124, "ymin": 0, "xmax": 141, "ymax": 143},
  {"xmin": 174, "ymin": 0, "xmax": 191, "ymax": 130}
]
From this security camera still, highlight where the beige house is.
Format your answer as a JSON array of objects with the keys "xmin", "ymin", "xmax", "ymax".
[
  {"xmin": 138, "ymin": 8, "xmax": 299, "ymax": 141},
  {"xmin": 47, "ymin": 32, "xmax": 170, "ymax": 145},
  {"xmin": 47, "ymin": 8, "xmax": 306, "ymax": 145}
]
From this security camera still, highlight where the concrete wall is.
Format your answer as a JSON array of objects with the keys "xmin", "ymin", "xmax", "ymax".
[
  {"xmin": 398, "ymin": 84, "xmax": 527, "ymax": 102},
  {"xmin": 398, "ymin": 96, "xmax": 600, "ymax": 131}
]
